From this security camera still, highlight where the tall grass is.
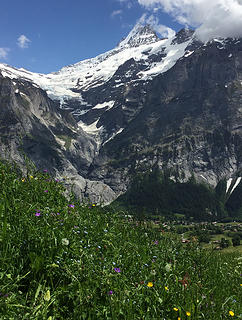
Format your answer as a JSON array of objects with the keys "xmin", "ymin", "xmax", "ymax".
[{"xmin": 0, "ymin": 159, "xmax": 241, "ymax": 319}]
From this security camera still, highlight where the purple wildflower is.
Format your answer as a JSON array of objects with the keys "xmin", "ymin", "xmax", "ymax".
[
  {"xmin": 68, "ymin": 204, "xmax": 75, "ymax": 208},
  {"xmin": 35, "ymin": 212, "xmax": 41, "ymax": 217},
  {"xmin": 43, "ymin": 169, "xmax": 48, "ymax": 173},
  {"xmin": 44, "ymin": 190, "xmax": 48, "ymax": 193},
  {"xmin": 114, "ymin": 268, "xmax": 121, "ymax": 273},
  {"xmin": 56, "ymin": 212, "xmax": 60, "ymax": 215},
  {"xmin": 108, "ymin": 290, "xmax": 113, "ymax": 295},
  {"xmin": 154, "ymin": 240, "xmax": 159, "ymax": 245}
]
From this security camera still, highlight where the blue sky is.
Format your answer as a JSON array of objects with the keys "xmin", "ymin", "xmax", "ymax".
[{"xmin": 0, "ymin": 0, "xmax": 184, "ymax": 73}]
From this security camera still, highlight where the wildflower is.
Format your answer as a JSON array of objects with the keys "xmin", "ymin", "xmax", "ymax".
[
  {"xmin": 43, "ymin": 169, "xmax": 48, "ymax": 173},
  {"xmin": 21, "ymin": 178, "xmax": 25, "ymax": 182},
  {"xmin": 178, "ymin": 318, "xmax": 181, "ymax": 320},
  {"xmin": 147, "ymin": 282, "xmax": 153, "ymax": 287},
  {"xmin": 44, "ymin": 190, "xmax": 48, "ymax": 193},
  {"xmin": 186, "ymin": 311, "xmax": 191, "ymax": 316},
  {"xmin": 165, "ymin": 263, "xmax": 172, "ymax": 272},
  {"xmin": 108, "ymin": 290, "xmax": 113, "ymax": 295},
  {"xmin": 44, "ymin": 290, "xmax": 50, "ymax": 302},
  {"xmin": 114, "ymin": 268, "xmax": 121, "ymax": 272},
  {"xmin": 154, "ymin": 240, "xmax": 159, "ymax": 245},
  {"xmin": 30, "ymin": 175, "xmax": 33, "ymax": 179},
  {"xmin": 35, "ymin": 212, "xmax": 41, "ymax": 217},
  {"xmin": 229, "ymin": 311, "xmax": 235, "ymax": 317},
  {"xmin": 240, "ymin": 284, "xmax": 242, "ymax": 286},
  {"xmin": 61, "ymin": 238, "xmax": 69, "ymax": 246},
  {"xmin": 92, "ymin": 204, "xmax": 96, "ymax": 207},
  {"xmin": 68, "ymin": 204, "xmax": 75, "ymax": 208},
  {"xmin": 165, "ymin": 286, "xmax": 168, "ymax": 291},
  {"xmin": 173, "ymin": 307, "xmax": 179, "ymax": 311}
]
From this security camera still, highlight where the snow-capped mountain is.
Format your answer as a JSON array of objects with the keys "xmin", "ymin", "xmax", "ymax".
[
  {"xmin": 0, "ymin": 24, "xmax": 199, "ymax": 145},
  {"xmin": 0, "ymin": 23, "xmax": 242, "ymax": 211},
  {"xmin": 0, "ymin": 25, "xmax": 195, "ymax": 102},
  {"xmin": 0, "ymin": 24, "xmax": 193, "ymax": 99}
]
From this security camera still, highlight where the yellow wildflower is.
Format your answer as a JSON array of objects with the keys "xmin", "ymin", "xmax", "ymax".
[
  {"xmin": 173, "ymin": 307, "xmax": 179, "ymax": 311},
  {"xmin": 240, "ymin": 284, "xmax": 242, "ymax": 286},
  {"xmin": 186, "ymin": 311, "xmax": 191, "ymax": 316},
  {"xmin": 165, "ymin": 286, "xmax": 168, "ymax": 291},
  {"xmin": 21, "ymin": 178, "xmax": 25, "ymax": 182},
  {"xmin": 178, "ymin": 318, "xmax": 181, "ymax": 320},
  {"xmin": 229, "ymin": 311, "xmax": 235, "ymax": 317},
  {"xmin": 147, "ymin": 282, "xmax": 153, "ymax": 287},
  {"xmin": 30, "ymin": 175, "xmax": 33, "ymax": 179}
]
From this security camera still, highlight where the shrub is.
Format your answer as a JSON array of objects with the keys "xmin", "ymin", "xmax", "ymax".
[
  {"xmin": 220, "ymin": 238, "xmax": 230, "ymax": 248},
  {"xmin": 232, "ymin": 235, "xmax": 241, "ymax": 247}
]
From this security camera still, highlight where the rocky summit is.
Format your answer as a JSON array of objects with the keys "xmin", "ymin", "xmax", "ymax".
[{"xmin": 0, "ymin": 23, "xmax": 242, "ymax": 204}]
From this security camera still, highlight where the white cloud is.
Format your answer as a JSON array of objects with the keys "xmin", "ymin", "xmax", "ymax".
[
  {"xmin": 118, "ymin": 0, "xmax": 133, "ymax": 9},
  {"xmin": 146, "ymin": 14, "xmax": 175, "ymax": 38},
  {"xmin": 0, "ymin": 48, "xmax": 10, "ymax": 59},
  {"xmin": 136, "ymin": 0, "xmax": 242, "ymax": 41},
  {"xmin": 17, "ymin": 34, "xmax": 31, "ymax": 49},
  {"xmin": 137, "ymin": 13, "xmax": 175, "ymax": 38},
  {"xmin": 111, "ymin": 9, "xmax": 123, "ymax": 18}
]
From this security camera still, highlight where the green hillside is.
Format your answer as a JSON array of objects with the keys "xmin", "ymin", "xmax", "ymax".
[{"xmin": 0, "ymin": 159, "xmax": 241, "ymax": 319}]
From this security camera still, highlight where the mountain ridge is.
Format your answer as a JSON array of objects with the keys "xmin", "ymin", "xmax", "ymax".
[{"xmin": 0, "ymin": 23, "xmax": 242, "ymax": 207}]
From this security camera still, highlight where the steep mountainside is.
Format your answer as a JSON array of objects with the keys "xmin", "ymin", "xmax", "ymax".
[
  {"xmin": 0, "ymin": 23, "xmax": 241, "ymax": 204},
  {"xmin": 89, "ymin": 38, "xmax": 242, "ymax": 194},
  {"xmin": 0, "ymin": 74, "xmax": 116, "ymax": 203}
]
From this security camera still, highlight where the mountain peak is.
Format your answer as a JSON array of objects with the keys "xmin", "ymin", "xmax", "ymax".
[
  {"xmin": 171, "ymin": 28, "xmax": 195, "ymax": 45},
  {"xmin": 118, "ymin": 23, "xmax": 160, "ymax": 48}
]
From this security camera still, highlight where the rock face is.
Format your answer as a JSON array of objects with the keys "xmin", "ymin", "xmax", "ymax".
[
  {"xmin": 0, "ymin": 74, "xmax": 116, "ymax": 203},
  {"xmin": 0, "ymin": 24, "xmax": 242, "ymax": 203},
  {"xmin": 89, "ymin": 38, "xmax": 242, "ymax": 194}
]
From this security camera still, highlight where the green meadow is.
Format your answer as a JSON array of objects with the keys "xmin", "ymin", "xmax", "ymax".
[{"xmin": 0, "ymin": 159, "xmax": 241, "ymax": 319}]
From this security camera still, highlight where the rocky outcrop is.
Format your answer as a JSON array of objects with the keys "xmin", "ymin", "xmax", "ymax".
[{"xmin": 0, "ymin": 74, "xmax": 116, "ymax": 203}]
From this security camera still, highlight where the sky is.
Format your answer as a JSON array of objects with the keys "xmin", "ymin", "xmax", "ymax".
[{"xmin": 1, "ymin": 0, "xmax": 242, "ymax": 74}]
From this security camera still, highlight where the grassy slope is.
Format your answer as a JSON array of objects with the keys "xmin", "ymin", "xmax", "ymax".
[{"xmin": 0, "ymin": 159, "xmax": 241, "ymax": 319}]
